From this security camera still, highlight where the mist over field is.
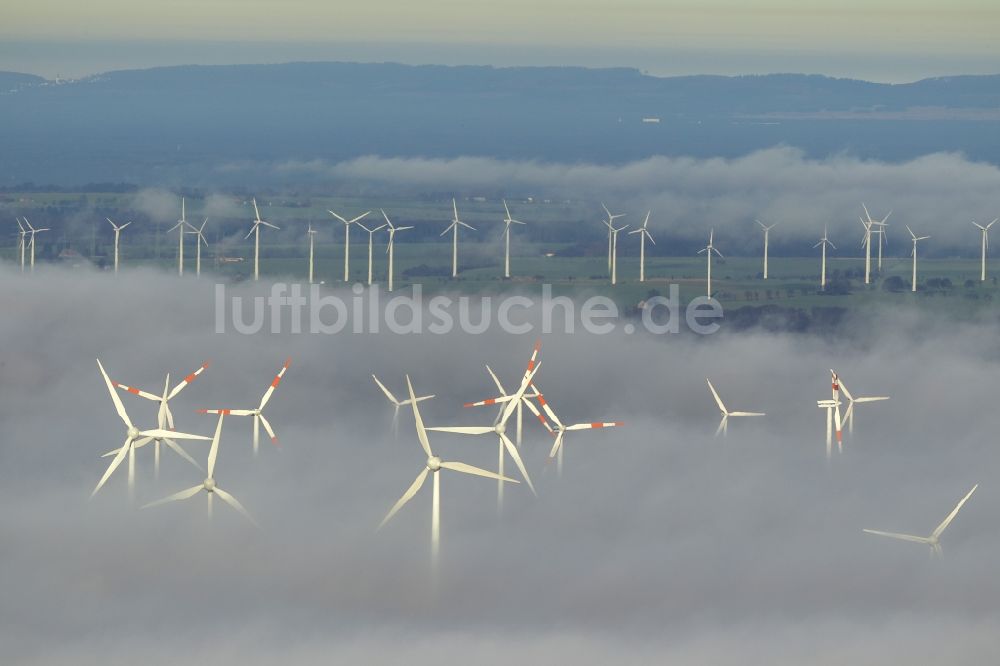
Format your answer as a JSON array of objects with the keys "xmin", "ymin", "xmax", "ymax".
[{"xmin": 2, "ymin": 266, "xmax": 997, "ymax": 664}]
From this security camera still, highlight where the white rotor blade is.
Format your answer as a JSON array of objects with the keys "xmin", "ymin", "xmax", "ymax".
[
  {"xmin": 706, "ymin": 379, "xmax": 727, "ymax": 414},
  {"xmin": 862, "ymin": 529, "xmax": 932, "ymax": 545},
  {"xmin": 207, "ymin": 414, "xmax": 225, "ymax": 478},
  {"xmin": 259, "ymin": 358, "xmax": 291, "ymax": 409},
  {"xmin": 500, "ymin": 362, "xmax": 540, "ymax": 425},
  {"xmin": 854, "ymin": 396, "xmax": 890, "ymax": 403},
  {"xmin": 162, "ymin": 438, "xmax": 203, "ymax": 471},
  {"xmin": 440, "ymin": 461, "xmax": 518, "ymax": 483},
  {"xmin": 97, "ymin": 359, "xmax": 132, "ymax": 429},
  {"xmin": 548, "ymin": 430, "xmax": 565, "ymax": 459},
  {"xmin": 214, "ymin": 487, "xmax": 260, "ymax": 527},
  {"xmin": 142, "ymin": 485, "xmax": 203, "ymax": 509},
  {"xmin": 931, "ymin": 484, "xmax": 978, "ymax": 540},
  {"xmin": 372, "ymin": 374, "xmax": 399, "ymax": 405},
  {"xmin": 258, "ymin": 414, "xmax": 279, "ymax": 446},
  {"xmin": 566, "ymin": 421, "xmax": 623, "ymax": 431},
  {"xmin": 168, "ymin": 361, "xmax": 210, "ymax": 400},
  {"xmin": 406, "ymin": 375, "xmax": 433, "ymax": 458},
  {"xmin": 91, "ymin": 436, "xmax": 132, "ymax": 497},
  {"xmin": 115, "ymin": 382, "xmax": 161, "ymax": 402},
  {"xmin": 499, "ymin": 432, "xmax": 536, "ymax": 495},
  {"xmin": 139, "ymin": 428, "xmax": 209, "ymax": 441},
  {"xmin": 426, "ymin": 426, "xmax": 495, "ymax": 435},
  {"xmin": 379, "ymin": 467, "xmax": 429, "ymax": 529},
  {"xmin": 729, "ymin": 411, "xmax": 765, "ymax": 417}
]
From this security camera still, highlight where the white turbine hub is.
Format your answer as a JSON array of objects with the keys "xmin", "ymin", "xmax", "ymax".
[
  {"xmin": 127, "ymin": 426, "xmax": 139, "ymax": 439},
  {"xmin": 494, "ymin": 423, "xmax": 506, "ymax": 435},
  {"xmin": 203, "ymin": 478, "xmax": 216, "ymax": 492},
  {"xmin": 427, "ymin": 456, "xmax": 441, "ymax": 471}
]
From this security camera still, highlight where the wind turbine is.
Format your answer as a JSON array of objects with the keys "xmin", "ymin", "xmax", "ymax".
[
  {"xmin": 15, "ymin": 218, "xmax": 27, "ymax": 272},
  {"xmin": 306, "ymin": 223, "xmax": 317, "ymax": 284},
  {"xmin": 697, "ymin": 229, "xmax": 723, "ymax": 298},
  {"xmin": 23, "ymin": 218, "xmax": 49, "ymax": 273},
  {"xmin": 816, "ymin": 398, "xmax": 843, "ymax": 459},
  {"xmin": 427, "ymin": 362, "xmax": 541, "ymax": 511},
  {"xmin": 706, "ymin": 378, "xmax": 765, "ymax": 436},
  {"xmin": 601, "ymin": 203, "xmax": 626, "ymax": 274},
  {"xmin": 814, "ymin": 226, "xmax": 836, "ymax": 291},
  {"xmin": 441, "ymin": 198, "xmax": 475, "ymax": 278},
  {"xmin": 500, "ymin": 199, "xmax": 526, "ymax": 279},
  {"xmin": 906, "ymin": 225, "xmax": 930, "ymax": 292},
  {"xmin": 143, "ymin": 413, "xmax": 258, "ymax": 526},
  {"xmin": 530, "ymin": 387, "xmax": 623, "ymax": 477},
  {"xmin": 835, "ymin": 372, "xmax": 889, "ymax": 434},
  {"xmin": 755, "ymin": 219, "xmax": 776, "ymax": 280},
  {"xmin": 92, "ymin": 359, "xmax": 210, "ymax": 501},
  {"xmin": 105, "ymin": 217, "xmax": 131, "ymax": 275},
  {"xmin": 379, "ymin": 376, "xmax": 516, "ymax": 567},
  {"xmin": 114, "ymin": 360, "xmax": 210, "ymax": 433},
  {"xmin": 461, "ymin": 340, "xmax": 546, "ymax": 449},
  {"xmin": 358, "ymin": 221, "xmax": 387, "ymax": 286},
  {"xmin": 247, "ymin": 198, "xmax": 279, "ymax": 281},
  {"xmin": 629, "ymin": 211, "xmax": 655, "ymax": 282},
  {"xmin": 328, "ymin": 208, "xmax": 370, "ymax": 282},
  {"xmin": 198, "ymin": 358, "xmax": 291, "ymax": 456},
  {"xmin": 372, "ymin": 374, "xmax": 434, "ymax": 437},
  {"xmin": 861, "ymin": 204, "xmax": 891, "ymax": 284},
  {"xmin": 186, "ymin": 218, "xmax": 209, "ymax": 278},
  {"xmin": 381, "ymin": 209, "xmax": 413, "ymax": 293},
  {"xmin": 167, "ymin": 198, "xmax": 194, "ymax": 276},
  {"xmin": 605, "ymin": 220, "xmax": 628, "ymax": 285},
  {"xmin": 972, "ymin": 219, "xmax": 998, "ymax": 282},
  {"xmin": 863, "ymin": 484, "xmax": 978, "ymax": 557}
]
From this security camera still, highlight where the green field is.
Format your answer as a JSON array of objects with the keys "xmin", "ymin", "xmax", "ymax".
[{"xmin": 4, "ymin": 190, "xmax": 999, "ymax": 316}]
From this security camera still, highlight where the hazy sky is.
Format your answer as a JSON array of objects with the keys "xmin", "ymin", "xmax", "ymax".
[{"xmin": 2, "ymin": 1, "xmax": 998, "ymax": 80}]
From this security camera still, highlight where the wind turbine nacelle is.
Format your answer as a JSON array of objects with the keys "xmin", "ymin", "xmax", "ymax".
[
  {"xmin": 203, "ymin": 478, "xmax": 216, "ymax": 492},
  {"xmin": 427, "ymin": 456, "xmax": 442, "ymax": 471}
]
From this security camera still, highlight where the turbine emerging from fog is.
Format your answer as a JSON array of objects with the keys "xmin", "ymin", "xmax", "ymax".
[
  {"xmin": 167, "ymin": 198, "xmax": 194, "ymax": 276},
  {"xmin": 816, "ymin": 398, "xmax": 843, "ymax": 459},
  {"xmin": 186, "ymin": 218, "xmax": 209, "ymax": 278},
  {"xmin": 697, "ymin": 229, "xmax": 723, "ymax": 298},
  {"xmin": 328, "ymin": 209, "xmax": 370, "ymax": 282},
  {"xmin": 863, "ymin": 484, "xmax": 978, "ymax": 557},
  {"xmin": 906, "ymin": 225, "xmax": 930, "ymax": 292},
  {"xmin": 605, "ymin": 220, "xmax": 628, "ymax": 285},
  {"xmin": 23, "ymin": 218, "xmax": 49, "ymax": 273},
  {"xmin": 379, "ymin": 376, "xmax": 516, "ymax": 567},
  {"xmin": 972, "ymin": 218, "xmax": 998, "ymax": 282},
  {"xmin": 601, "ymin": 203, "xmax": 625, "ymax": 274},
  {"xmin": 532, "ymin": 388, "xmax": 623, "ymax": 477},
  {"xmin": 500, "ymin": 199, "xmax": 526, "ymax": 279},
  {"xmin": 860, "ymin": 204, "xmax": 891, "ymax": 284},
  {"xmin": 706, "ymin": 378, "xmax": 764, "ymax": 437},
  {"xmin": 358, "ymin": 221, "xmax": 387, "ymax": 286},
  {"xmin": 834, "ymin": 372, "xmax": 889, "ymax": 434},
  {"xmin": 629, "ymin": 211, "xmax": 655, "ymax": 282},
  {"xmin": 814, "ymin": 225, "xmax": 836, "ymax": 291},
  {"xmin": 372, "ymin": 374, "xmax": 434, "ymax": 437},
  {"xmin": 428, "ymin": 362, "xmax": 540, "ymax": 511},
  {"xmin": 15, "ymin": 218, "xmax": 27, "ymax": 272},
  {"xmin": 105, "ymin": 218, "xmax": 131, "ymax": 275},
  {"xmin": 92, "ymin": 359, "xmax": 210, "ymax": 501},
  {"xmin": 755, "ymin": 219, "xmax": 776, "ymax": 280},
  {"xmin": 246, "ymin": 198, "xmax": 279, "ymax": 281},
  {"xmin": 199, "ymin": 358, "xmax": 291, "ymax": 456},
  {"xmin": 381, "ymin": 209, "xmax": 413, "ymax": 293},
  {"xmin": 441, "ymin": 198, "xmax": 475, "ymax": 278},
  {"xmin": 143, "ymin": 413, "xmax": 258, "ymax": 526}
]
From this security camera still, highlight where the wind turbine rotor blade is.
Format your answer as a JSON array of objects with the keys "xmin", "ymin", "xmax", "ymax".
[
  {"xmin": 91, "ymin": 436, "xmax": 132, "ymax": 497},
  {"xmin": 348, "ymin": 211, "xmax": 371, "ymax": 224},
  {"xmin": 258, "ymin": 414, "xmax": 279, "ymax": 446},
  {"xmin": 162, "ymin": 438, "xmax": 203, "ymax": 471},
  {"xmin": 548, "ymin": 430, "xmax": 565, "ymax": 459},
  {"xmin": 931, "ymin": 484, "xmax": 978, "ymax": 539},
  {"xmin": 206, "ymin": 414, "xmax": 225, "ymax": 478},
  {"xmin": 258, "ymin": 358, "xmax": 291, "ymax": 409},
  {"xmin": 533, "ymin": 391, "xmax": 563, "ymax": 431},
  {"xmin": 97, "ymin": 359, "xmax": 133, "ymax": 429},
  {"xmin": 214, "ymin": 487, "xmax": 259, "ymax": 527},
  {"xmin": 197, "ymin": 408, "xmax": 255, "ymax": 416},
  {"xmin": 499, "ymin": 432, "xmax": 536, "ymax": 495},
  {"xmin": 565, "ymin": 421, "xmax": 623, "ymax": 430},
  {"xmin": 715, "ymin": 416, "xmax": 727, "ymax": 437},
  {"xmin": 706, "ymin": 379, "xmax": 727, "ymax": 414},
  {"xmin": 140, "ymin": 428, "xmax": 210, "ymax": 441},
  {"xmin": 406, "ymin": 375, "xmax": 433, "ymax": 458},
  {"xmin": 114, "ymin": 382, "xmax": 161, "ymax": 402},
  {"xmin": 379, "ymin": 467, "xmax": 429, "ymax": 529},
  {"xmin": 372, "ymin": 375, "xmax": 400, "ymax": 405},
  {"xmin": 426, "ymin": 426, "xmax": 495, "ymax": 434},
  {"xmin": 855, "ymin": 396, "xmax": 890, "ymax": 403},
  {"xmin": 142, "ymin": 485, "xmax": 203, "ymax": 509},
  {"xmin": 244, "ymin": 225, "xmax": 257, "ymax": 240},
  {"xmin": 260, "ymin": 221, "xmax": 280, "ymax": 230},
  {"xmin": 862, "ymin": 529, "xmax": 931, "ymax": 545},
  {"xmin": 500, "ymin": 362, "xmax": 540, "ymax": 425},
  {"xmin": 167, "ymin": 361, "xmax": 210, "ymax": 400},
  {"xmin": 327, "ymin": 210, "xmax": 348, "ymax": 224},
  {"xmin": 485, "ymin": 364, "xmax": 508, "ymax": 395},
  {"xmin": 439, "ymin": 461, "xmax": 518, "ymax": 484}
]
